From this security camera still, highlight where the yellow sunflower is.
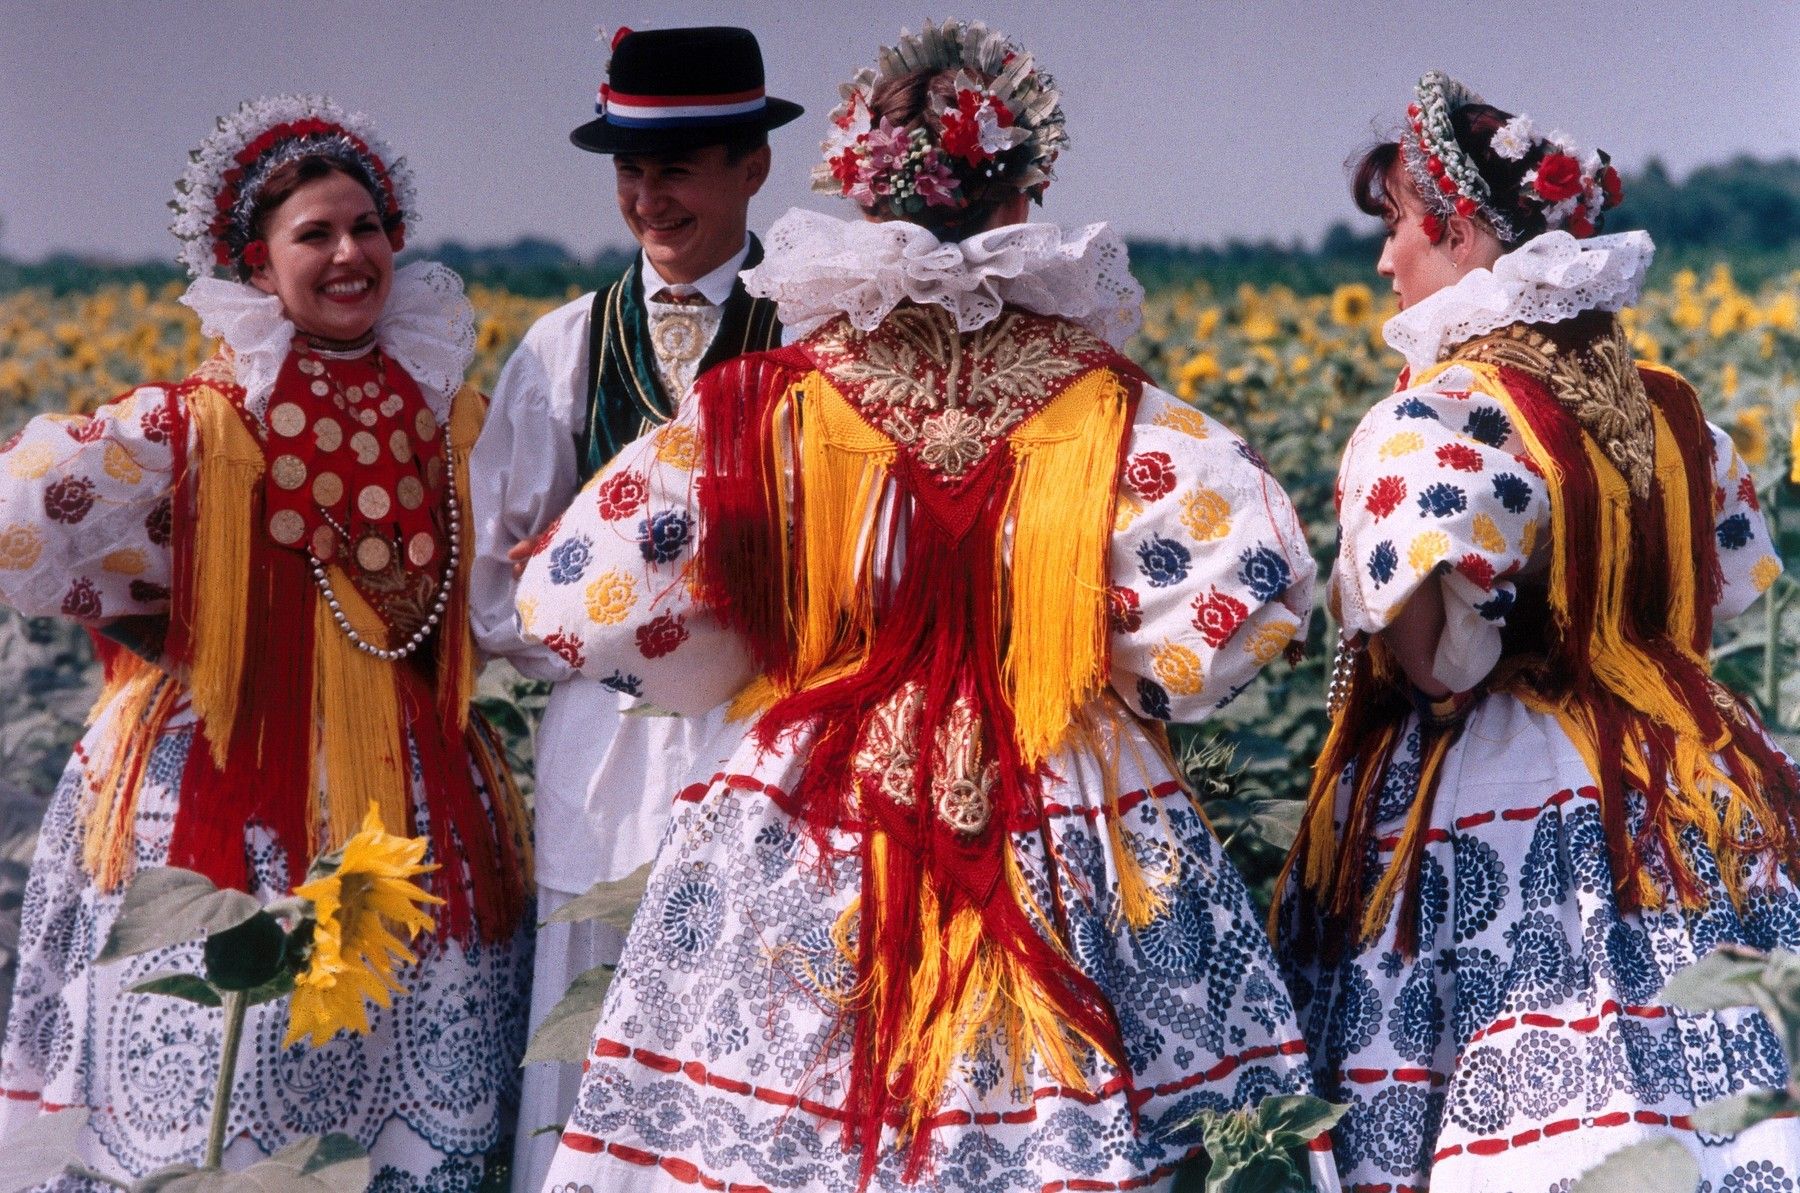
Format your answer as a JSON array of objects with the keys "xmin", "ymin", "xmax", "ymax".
[{"xmin": 285, "ymin": 805, "xmax": 443, "ymax": 1048}]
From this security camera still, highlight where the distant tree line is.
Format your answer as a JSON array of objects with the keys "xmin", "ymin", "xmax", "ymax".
[{"xmin": 3, "ymin": 157, "xmax": 1795, "ymax": 297}]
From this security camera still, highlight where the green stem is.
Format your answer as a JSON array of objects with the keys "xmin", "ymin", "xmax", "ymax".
[
  {"xmin": 1765, "ymin": 480, "xmax": 1782, "ymax": 724},
  {"xmin": 203, "ymin": 990, "xmax": 248, "ymax": 1170}
]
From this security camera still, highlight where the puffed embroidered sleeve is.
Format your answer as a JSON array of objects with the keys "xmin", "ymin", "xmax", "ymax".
[
  {"xmin": 1330, "ymin": 366, "xmax": 1547, "ymax": 693},
  {"xmin": 515, "ymin": 400, "xmax": 755, "ymax": 715},
  {"xmin": 1708, "ymin": 419, "xmax": 1781, "ymax": 622},
  {"xmin": 0, "ymin": 386, "xmax": 185, "ymax": 621},
  {"xmin": 468, "ymin": 302, "xmax": 585, "ymax": 682},
  {"xmin": 1108, "ymin": 386, "xmax": 1316, "ymax": 722}
]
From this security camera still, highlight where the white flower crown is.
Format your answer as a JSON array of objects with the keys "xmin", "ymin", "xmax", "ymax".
[{"xmin": 170, "ymin": 94, "xmax": 416, "ymax": 279}]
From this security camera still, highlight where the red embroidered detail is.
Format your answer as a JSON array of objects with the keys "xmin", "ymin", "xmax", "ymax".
[
  {"xmin": 1122, "ymin": 451, "xmax": 1177, "ymax": 502},
  {"xmin": 1455, "ymin": 553, "xmax": 1496, "ymax": 590},
  {"xmin": 1106, "ymin": 585, "xmax": 1143, "ymax": 634},
  {"xmin": 597, "ymin": 470, "xmax": 649, "ymax": 520},
  {"xmin": 636, "ymin": 612, "xmax": 689, "ymax": 658},
  {"xmin": 1191, "ymin": 587, "xmax": 1248, "ymax": 648},
  {"xmin": 1435, "ymin": 442, "xmax": 1484, "ymax": 472},
  {"xmin": 542, "ymin": 630, "xmax": 585, "ymax": 669},
  {"xmin": 1365, "ymin": 475, "xmax": 1407, "ymax": 519}
]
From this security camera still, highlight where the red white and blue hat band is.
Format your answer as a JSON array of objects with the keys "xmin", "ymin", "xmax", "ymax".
[{"xmin": 596, "ymin": 85, "xmax": 768, "ymax": 128}]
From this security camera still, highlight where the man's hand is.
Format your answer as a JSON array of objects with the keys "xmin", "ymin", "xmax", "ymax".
[{"xmin": 507, "ymin": 538, "xmax": 535, "ymax": 580}]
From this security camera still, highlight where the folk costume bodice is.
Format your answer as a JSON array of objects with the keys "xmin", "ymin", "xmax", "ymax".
[
  {"xmin": 577, "ymin": 236, "xmax": 782, "ymax": 481},
  {"xmin": 0, "ymin": 266, "xmax": 528, "ymax": 944},
  {"xmin": 1282, "ymin": 231, "xmax": 1797, "ymax": 960}
]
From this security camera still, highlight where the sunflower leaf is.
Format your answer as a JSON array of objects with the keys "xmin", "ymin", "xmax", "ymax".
[
  {"xmin": 523, "ymin": 963, "xmax": 615, "ymax": 1065},
  {"xmin": 544, "ymin": 865, "xmax": 651, "ymax": 931},
  {"xmin": 0, "ymin": 1105, "xmax": 87, "ymax": 1190},
  {"xmin": 1570, "ymin": 1137, "xmax": 1700, "ymax": 1193},
  {"xmin": 1690, "ymin": 1087, "xmax": 1798, "ymax": 1134},
  {"xmin": 127, "ymin": 971, "xmax": 223, "ymax": 1007},
  {"xmin": 97, "ymin": 868, "xmax": 264, "ymax": 964}
]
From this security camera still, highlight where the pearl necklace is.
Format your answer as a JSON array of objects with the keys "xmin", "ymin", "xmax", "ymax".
[{"xmin": 306, "ymin": 443, "xmax": 459, "ymax": 662}]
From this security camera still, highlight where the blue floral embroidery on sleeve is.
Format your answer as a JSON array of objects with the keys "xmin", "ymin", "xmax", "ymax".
[
  {"xmin": 600, "ymin": 670, "xmax": 645, "ymax": 697},
  {"xmin": 1716, "ymin": 512, "xmax": 1752, "ymax": 550},
  {"xmin": 1136, "ymin": 535, "xmax": 1192, "ymax": 588},
  {"xmin": 1136, "ymin": 678, "xmax": 1172, "ymax": 721},
  {"xmin": 547, "ymin": 535, "xmax": 593, "ymax": 585},
  {"xmin": 1491, "ymin": 473, "xmax": 1533, "ymax": 514},
  {"xmin": 1475, "ymin": 587, "xmax": 1515, "ymax": 622},
  {"xmin": 1368, "ymin": 541, "xmax": 1398, "ymax": 586},
  {"xmin": 1462, "ymin": 406, "xmax": 1511, "ymax": 448},
  {"xmin": 637, "ymin": 509, "xmax": 694, "ymax": 564},
  {"xmin": 1237, "ymin": 545, "xmax": 1293, "ymax": 602},
  {"xmin": 1394, "ymin": 397, "xmax": 1439, "ymax": 420},
  {"xmin": 1416, "ymin": 483, "xmax": 1468, "ymax": 518}
]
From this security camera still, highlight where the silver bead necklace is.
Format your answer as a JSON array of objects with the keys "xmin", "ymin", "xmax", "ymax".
[{"xmin": 306, "ymin": 444, "xmax": 458, "ymax": 662}]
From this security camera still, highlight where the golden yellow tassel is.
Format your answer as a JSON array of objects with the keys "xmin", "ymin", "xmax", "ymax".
[
  {"xmin": 80, "ymin": 662, "xmax": 182, "ymax": 891},
  {"xmin": 1006, "ymin": 369, "xmax": 1132, "ymax": 765},
  {"xmin": 183, "ymin": 384, "xmax": 263, "ymax": 767},
  {"xmin": 311, "ymin": 580, "xmax": 409, "ymax": 849}
]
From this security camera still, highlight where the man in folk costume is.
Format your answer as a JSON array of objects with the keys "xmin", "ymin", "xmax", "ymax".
[{"xmin": 466, "ymin": 26, "xmax": 800, "ymax": 1193}]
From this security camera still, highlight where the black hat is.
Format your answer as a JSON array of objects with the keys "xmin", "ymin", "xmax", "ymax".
[{"xmin": 572, "ymin": 26, "xmax": 804, "ymax": 155}]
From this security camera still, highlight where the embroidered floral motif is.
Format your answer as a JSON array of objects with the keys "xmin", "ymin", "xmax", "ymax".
[
  {"xmin": 635, "ymin": 612, "xmax": 688, "ymax": 658},
  {"xmin": 852, "ymin": 682, "xmax": 926, "ymax": 808},
  {"xmin": 807, "ymin": 306, "xmax": 1116, "ymax": 484},
  {"xmin": 1179, "ymin": 487, "xmax": 1231, "ymax": 541},
  {"xmin": 583, "ymin": 570, "xmax": 636, "ymax": 626},
  {"xmin": 1123, "ymin": 452, "xmax": 1177, "ymax": 502},
  {"xmin": 930, "ymin": 696, "xmax": 996, "ymax": 835},
  {"xmin": 0, "ymin": 524, "xmax": 43, "ymax": 570}
]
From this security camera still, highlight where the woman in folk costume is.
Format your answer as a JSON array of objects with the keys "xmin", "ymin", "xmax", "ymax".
[
  {"xmin": 519, "ymin": 20, "xmax": 1336, "ymax": 1193},
  {"xmin": 1274, "ymin": 72, "xmax": 1800, "ymax": 1191},
  {"xmin": 0, "ymin": 97, "xmax": 531, "ymax": 1185}
]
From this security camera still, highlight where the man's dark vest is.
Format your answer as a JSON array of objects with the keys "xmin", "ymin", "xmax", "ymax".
[{"xmin": 576, "ymin": 236, "xmax": 783, "ymax": 482}]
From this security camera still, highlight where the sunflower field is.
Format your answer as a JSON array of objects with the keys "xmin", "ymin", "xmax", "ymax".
[{"xmin": 0, "ymin": 264, "xmax": 1795, "ymax": 931}]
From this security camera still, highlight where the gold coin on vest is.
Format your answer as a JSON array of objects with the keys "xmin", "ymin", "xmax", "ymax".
[
  {"xmin": 268, "ymin": 509, "xmax": 306, "ymax": 545},
  {"xmin": 415, "ymin": 409, "xmax": 439, "ymax": 441},
  {"xmin": 313, "ymin": 417, "xmax": 343, "ymax": 452},
  {"xmin": 355, "ymin": 534, "xmax": 392, "ymax": 573},
  {"xmin": 351, "ymin": 431, "xmax": 380, "ymax": 465},
  {"xmin": 358, "ymin": 484, "xmax": 392, "ymax": 520},
  {"xmin": 389, "ymin": 429, "xmax": 412, "ymax": 464},
  {"xmin": 269, "ymin": 402, "xmax": 307, "ymax": 438},
  {"xmin": 311, "ymin": 524, "xmax": 336, "ymax": 560},
  {"xmin": 406, "ymin": 531, "xmax": 436, "ymax": 567},
  {"xmin": 270, "ymin": 454, "xmax": 307, "ymax": 490},
  {"xmin": 312, "ymin": 471, "xmax": 344, "ymax": 507},
  {"xmin": 396, "ymin": 475, "xmax": 425, "ymax": 510}
]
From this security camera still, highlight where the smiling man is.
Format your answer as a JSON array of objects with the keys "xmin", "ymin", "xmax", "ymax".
[{"xmin": 465, "ymin": 26, "xmax": 801, "ymax": 1193}]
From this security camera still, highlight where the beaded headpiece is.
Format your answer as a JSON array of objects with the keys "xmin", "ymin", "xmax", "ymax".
[
  {"xmin": 1403, "ymin": 71, "xmax": 1621, "ymax": 244},
  {"xmin": 811, "ymin": 19, "xmax": 1066, "ymax": 220},
  {"xmin": 170, "ymin": 95, "xmax": 415, "ymax": 278}
]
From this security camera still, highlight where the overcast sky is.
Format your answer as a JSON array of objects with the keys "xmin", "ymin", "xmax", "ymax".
[{"xmin": 3, "ymin": 1, "xmax": 1796, "ymax": 264}]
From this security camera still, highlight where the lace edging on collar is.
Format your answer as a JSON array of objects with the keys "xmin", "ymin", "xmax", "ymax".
[
  {"xmin": 178, "ymin": 260, "xmax": 476, "ymax": 425},
  {"xmin": 1383, "ymin": 230, "xmax": 1654, "ymax": 372},
  {"xmin": 742, "ymin": 207, "xmax": 1145, "ymax": 349}
]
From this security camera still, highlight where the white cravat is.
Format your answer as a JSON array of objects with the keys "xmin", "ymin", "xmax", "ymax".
[{"xmin": 640, "ymin": 237, "xmax": 750, "ymax": 400}]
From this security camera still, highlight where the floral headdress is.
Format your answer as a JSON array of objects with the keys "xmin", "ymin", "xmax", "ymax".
[
  {"xmin": 811, "ymin": 19, "xmax": 1066, "ymax": 221},
  {"xmin": 170, "ymin": 95, "xmax": 415, "ymax": 278},
  {"xmin": 1402, "ymin": 70, "xmax": 1622, "ymax": 244}
]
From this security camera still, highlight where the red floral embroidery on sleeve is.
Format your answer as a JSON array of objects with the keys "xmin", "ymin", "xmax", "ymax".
[
  {"xmin": 44, "ymin": 476, "xmax": 97, "ymax": 524},
  {"xmin": 61, "ymin": 577, "xmax": 102, "ymax": 618},
  {"xmin": 597, "ymin": 472, "xmax": 649, "ymax": 521},
  {"xmin": 635, "ymin": 612, "xmax": 689, "ymax": 658},
  {"xmin": 1738, "ymin": 474, "xmax": 1760, "ymax": 511},
  {"xmin": 66, "ymin": 418, "xmax": 106, "ymax": 444},
  {"xmin": 1435, "ymin": 442, "xmax": 1484, "ymax": 472},
  {"xmin": 542, "ymin": 630, "xmax": 586, "ymax": 669},
  {"xmin": 1190, "ymin": 587, "xmax": 1249, "ymax": 648},
  {"xmin": 1455, "ymin": 553, "xmax": 1496, "ymax": 590},
  {"xmin": 1365, "ymin": 475, "xmax": 1407, "ymax": 519},
  {"xmin": 1107, "ymin": 585, "xmax": 1143, "ymax": 634},
  {"xmin": 1122, "ymin": 452, "xmax": 1177, "ymax": 502}
]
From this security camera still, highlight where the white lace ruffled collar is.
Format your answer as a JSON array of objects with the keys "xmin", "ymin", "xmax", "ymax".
[
  {"xmin": 178, "ymin": 260, "xmax": 476, "ymax": 426},
  {"xmin": 1383, "ymin": 230, "xmax": 1654, "ymax": 372},
  {"xmin": 742, "ymin": 207, "xmax": 1145, "ymax": 348}
]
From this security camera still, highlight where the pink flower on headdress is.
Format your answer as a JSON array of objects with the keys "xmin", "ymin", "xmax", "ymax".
[
  {"xmin": 863, "ymin": 120, "xmax": 911, "ymax": 172},
  {"xmin": 912, "ymin": 154, "xmax": 961, "ymax": 207}
]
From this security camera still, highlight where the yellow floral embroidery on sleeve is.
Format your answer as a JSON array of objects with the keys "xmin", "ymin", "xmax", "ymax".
[
  {"xmin": 101, "ymin": 549, "xmax": 146, "ymax": 575},
  {"xmin": 1179, "ymin": 487, "xmax": 1232, "ymax": 542},
  {"xmin": 1150, "ymin": 642, "xmax": 1205, "ymax": 696},
  {"xmin": 1114, "ymin": 492, "xmax": 1145, "ymax": 533},
  {"xmin": 1471, "ymin": 513, "xmax": 1507, "ymax": 554},
  {"xmin": 7, "ymin": 445, "xmax": 53, "ymax": 480},
  {"xmin": 1378, "ymin": 431, "xmax": 1425, "ymax": 460},
  {"xmin": 103, "ymin": 441, "xmax": 143, "ymax": 485},
  {"xmin": 1245, "ymin": 619, "xmax": 1298, "ymax": 664},
  {"xmin": 0, "ymin": 525, "xmax": 43, "ymax": 570},
  {"xmin": 1408, "ymin": 530, "xmax": 1450, "ymax": 574},
  {"xmin": 654, "ymin": 423, "xmax": 698, "ymax": 471},
  {"xmin": 1518, "ymin": 517, "xmax": 1540, "ymax": 558},
  {"xmin": 516, "ymin": 595, "xmax": 538, "ymax": 635},
  {"xmin": 1152, "ymin": 404, "xmax": 1211, "ymax": 440},
  {"xmin": 584, "ymin": 569, "xmax": 638, "ymax": 626},
  {"xmin": 1751, "ymin": 555, "xmax": 1781, "ymax": 593}
]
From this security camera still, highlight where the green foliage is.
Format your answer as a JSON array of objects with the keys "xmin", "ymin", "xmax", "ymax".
[
  {"xmin": 1173, "ymin": 1094, "xmax": 1346, "ymax": 1192},
  {"xmin": 522, "ymin": 865, "xmax": 651, "ymax": 1066},
  {"xmin": 96, "ymin": 867, "xmax": 263, "ymax": 964},
  {"xmin": 1570, "ymin": 1137, "xmax": 1701, "ymax": 1193}
]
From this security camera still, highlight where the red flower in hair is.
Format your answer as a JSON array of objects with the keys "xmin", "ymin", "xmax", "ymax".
[
  {"xmin": 1599, "ymin": 165, "xmax": 1624, "ymax": 209},
  {"xmin": 241, "ymin": 240, "xmax": 269, "ymax": 268},
  {"xmin": 1568, "ymin": 209, "xmax": 1595, "ymax": 238},
  {"xmin": 1532, "ymin": 153, "xmax": 1583, "ymax": 202},
  {"xmin": 1436, "ymin": 175, "xmax": 1458, "ymax": 195},
  {"xmin": 1426, "ymin": 156, "xmax": 1445, "ymax": 177},
  {"xmin": 1420, "ymin": 213, "xmax": 1446, "ymax": 244},
  {"xmin": 1453, "ymin": 196, "xmax": 1477, "ymax": 218},
  {"xmin": 386, "ymin": 226, "xmax": 405, "ymax": 253}
]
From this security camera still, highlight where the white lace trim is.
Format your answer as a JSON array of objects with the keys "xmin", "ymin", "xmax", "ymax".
[
  {"xmin": 178, "ymin": 260, "xmax": 475, "ymax": 425},
  {"xmin": 742, "ymin": 208, "xmax": 1145, "ymax": 348},
  {"xmin": 1383, "ymin": 230, "xmax": 1655, "ymax": 372}
]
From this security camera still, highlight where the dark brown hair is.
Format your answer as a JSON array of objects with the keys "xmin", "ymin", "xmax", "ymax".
[
  {"xmin": 240, "ymin": 156, "xmax": 397, "ymax": 277},
  {"xmin": 1350, "ymin": 102, "xmax": 1556, "ymax": 244},
  {"xmin": 864, "ymin": 67, "xmax": 1019, "ymax": 240}
]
